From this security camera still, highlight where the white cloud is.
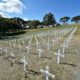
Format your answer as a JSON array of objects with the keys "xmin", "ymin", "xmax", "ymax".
[
  {"xmin": 23, "ymin": 18, "xmax": 28, "ymax": 21},
  {"xmin": 0, "ymin": 12, "xmax": 9, "ymax": 18},
  {"xmin": 0, "ymin": 0, "xmax": 26, "ymax": 13}
]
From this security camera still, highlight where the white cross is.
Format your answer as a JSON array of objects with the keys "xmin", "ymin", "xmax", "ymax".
[
  {"xmin": 18, "ymin": 45, "xmax": 22, "ymax": 52},
  {"xmin": 28, "ymin": 36, "xmax": 32, "ymax": 46},
  {"xmin": 28, "ymin": 41, "xmax": 31, "ymax": 46},
  {"xmin": 8, "ymin": 41, "xmax": 11, "ymax": 46},
  {"xmin": 52, "ymin": 39, "xmax": 55, "ymax": 46},
  {"xmin": 0, "ymin": 47, "xmax": 3, "ymax": 54},
  {"xmin": 21, "ymin": 56, "xmax": 28, "ymax": 71},
  {"xmin": 46, "ymin": 42, "xmax": 51, "ymax": 51},
  {"xmin": 26, "ymin": 46, "xmax": 30, "ymax": 53},
  {"xmin": 10, "ymin": 51, "xmax": 15, "ymax": 66},
  {"xmin": 17, "ymin": 39, "xmax": 20, "ymax": 44},
  {"xmin": 22, "ymin": 40, "xmax": 25, "ymax": 45},
  {"xmin": 37, "ymin": 48, "xmax": 43, "ymax": 58},
  {"xmin": 13, "ymin": 43, "xmax": 16, "ymax": 48},
  {"xmin": 34, "ymin": 35, "xmax": 38, "ymax": 41},
  {"xmin": 61, "ymin": 43, "xmax": 68, "ymax": 54},
  {"xmin": 56, "ymin": 34, "xmax": 59, "ymax": 42},
  {"xmin": 36, "ymin": 41, "xmax": 40, "ymax": 48},
  {"xmin": 54, "ymin": 50, "xmax": 64, "ymax": 64},
  {"xmin": 4, "ymin": 49, "xmax": 8, "ymax": 57},
  {"xmin": 40, "ymin": 66, "xmax": 55, "ymax": 80}
]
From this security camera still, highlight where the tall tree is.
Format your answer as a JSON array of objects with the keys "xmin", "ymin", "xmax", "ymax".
[
  {"xmin": 60, "ymin": 16, "xmax": 70, "ymax": 24},
  {"xmin": 43, "ymin": 12, "xmax": 56, "ymax": 26},
  {"xmin": 71, "ymin": 15, "xmax": 80, "ymax": 24}
]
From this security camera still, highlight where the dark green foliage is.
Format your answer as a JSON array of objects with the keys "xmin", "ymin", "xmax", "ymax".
[
  {"xmin": 60, "ymin": 16, "xmax": 70, "ymax": 24},
  {"xmin": 71, "ymin": 15, "xmax": 80, "ymax": 24},
  {"xmin": 30, "ymin": 20, "xmax": 41, "ymax": 29},
  {"xmin": 26, "ymin": 20, "xmax": 41, "ymax": 29},
  {"xmin": 0, "ymin": 16, "xmax": 25, "ymax": 37},
  {"xmin": 43, "ymin": 12, "xmax": 56, "ymax": 26}
]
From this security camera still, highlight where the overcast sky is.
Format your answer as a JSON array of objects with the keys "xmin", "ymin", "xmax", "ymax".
[{"xmin": 0, "ymin": 0, "xmax": 80, "ymax": 22}]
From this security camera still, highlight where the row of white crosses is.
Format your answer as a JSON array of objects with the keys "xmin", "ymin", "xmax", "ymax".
[
  {"xmin": 34, "ymin": 28, "xmax": 69, "ymax": 44},
  {"xmin": 60, "ymin": 27, "xmax": 77, "ymax": 55},
  {"xmin": 22, "ymin": 27, "xmax": 76, "ymax": 60},
  {"xmin": 0, "ymin": 27, "xmax": 73, "ymax": 50},
  {"xmin": 0, "ymin": 40, "xmax": 55, "ymax": 80},
  {"xmin": 60, "ymin": 27, "xmax": 74, "ymax": 53},
  {"xmin": 65, "ymin": 27, "xmax": 77, "ymax": 46},
  {"xmin": 34, "ymin": 35, "xmax": 44, "ymax": 58},
  {"xmin": 54, "ymin": 27, "xmax": 77, "ymax": 64},
  {"xmin": 0, "ymin": 27, "xmax": 75, "ymax": 57},
  {"xmin": 0, "ymin": 45, "xmax": 28, "ymax": 75},
  {"xmin": 34, "ymin": 35, "xmax": 40, "ymax": 49},
  {"xmin": 38, "ymin": 28, "xmax": 74, "ymax": 80},
  {"xmin": 47, "ymin": 38, "xmax": 51, "ymax": 51},
  {"xmin": 41, "ymin": 27, "xmax": 75, "ymax": 80},
  {"xmin": 60, "ymin": 43, "xmax": 68, "ymax": 54},
  {"xmin": 0, "ymin": 47, "xmax": 16, "ymax": 66},
  {"xmin": 0, "ymin": 27, "xmax": 77, "ymax": 80},
  {"xmin": 25, "ymin": 35, "xmax": 33, "ymax": 54}
]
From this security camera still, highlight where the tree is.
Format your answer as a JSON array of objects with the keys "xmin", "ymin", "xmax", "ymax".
[
  {"xmin": 60, "ymin": 16, "xmax": 70, "ymax": 24},
  {"xmin": 0, "ymin": 16, "xmax": 25, "ymax": 37},
  {"xmin": 43, "ymin": 12, "xmax": 56, "ymax": 26},
  {"xmin": 30, "ymin": 20, "xmax": 41, "ymax": 29},
  {"xmin": 71, "ymin": 15, "xmax": 80, "ymax": 24},
  {"xmin": 12, "ymin": 17, "xmax": 25, "ymax": 25}
]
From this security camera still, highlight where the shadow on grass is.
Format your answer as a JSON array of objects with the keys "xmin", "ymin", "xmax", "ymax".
[
  {"xmin": 27, "ymin": 69, "xmax": 41, "ymax": 75},
  {"xmin": 0, "ymin": 30, "xmax": 27, "ymax": 39},
  {"xmin": 60, "ymin": 62, "xmax": 77, "ymax": 67},
  {"xmin": 6, "ymin": 31, "xmax": 26, "ymax": 36},
  {"xmin": 42, "ymin": 56, "xmax": 52, "ymax": 59}
]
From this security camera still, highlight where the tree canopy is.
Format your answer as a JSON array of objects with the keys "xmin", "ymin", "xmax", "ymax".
[
  {"xmin": 0, "ymin": 16, "xmax": 26, "ymax": 36},
  {"xmin": 30, "ymin": 20, "xmax": 41, "ymax": 29},
  {"xmin": 43, "ymin": 12, "xmax": 56, "ymax": 26},
  {"xmin": 71, "ymin": 15, "xmax": 80, "ymax": 24},
  {"xmin": 60, "ymin": 16, "xmax": 70, "ymax": 24}
]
